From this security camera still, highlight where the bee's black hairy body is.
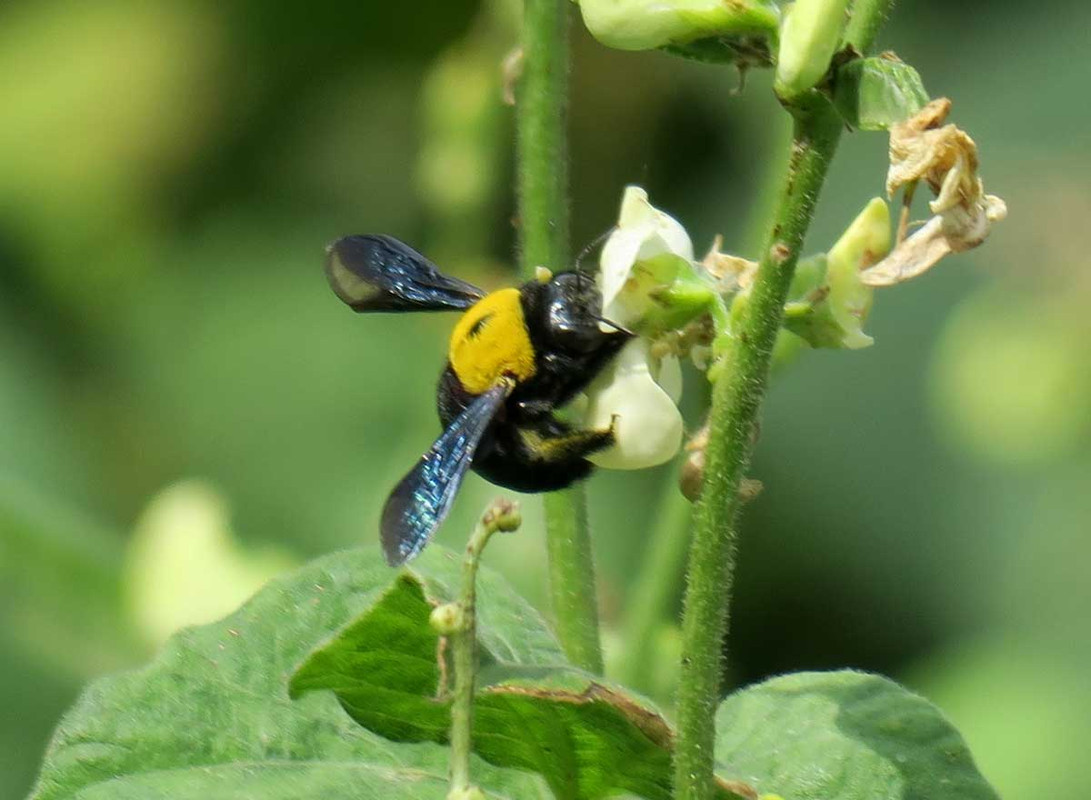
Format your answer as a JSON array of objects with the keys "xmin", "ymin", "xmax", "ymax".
[
  {"xmin": 324, "ymin": 232, "xmax": 631, "ymax": 564},
  {"xmin": 437, "ymin": 272, "xmax": 630, "ymax": 493}
]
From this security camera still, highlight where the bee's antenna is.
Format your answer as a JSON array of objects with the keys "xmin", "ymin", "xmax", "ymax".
[
  {"xmin": 574, "ymin": 226, "xmax": 617, "ymax": 276},
  {"xmin": 572, "ymin": 225, "xmax": 617, "ymax": 297}
]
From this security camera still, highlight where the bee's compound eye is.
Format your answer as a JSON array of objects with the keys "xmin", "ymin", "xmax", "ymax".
[{"xmin": 544, "ymin": 273, "xmax": 605, "ymax": 353}]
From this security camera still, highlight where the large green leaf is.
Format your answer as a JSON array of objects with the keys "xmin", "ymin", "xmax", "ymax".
[
  {"xmin": 833, "ymin": 56, "xmax": 929, "ymax": 131},
  {"xmin": 715, "ymin": 670, "xmax": 1001, "ymax": 800},
  {"xmin": 291, "ymin": 563, "xmax": 750, "ymax": 800},
  {"xmin": 30, "ymin": 546, "xmax": 543, "ymax": 800}
]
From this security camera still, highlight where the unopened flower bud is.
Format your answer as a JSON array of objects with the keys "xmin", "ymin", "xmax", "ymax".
[
  {"xmin": 774, "ymin": 0, "xmax": 850, "ymax": 100},
  {"xmin": 783, "ymin": 198, "xmax": 890, "ymax": 349},
  {"xmin": 429, "ymin": 603, "xmax": 467, "ymax": 635},
  {"xmin": 578, "ymin": 0, "xmax": 779, "ymax": 52},
  {"xmin": 481, "ymin": 498, "xmax": 522, "ymax": 533}
]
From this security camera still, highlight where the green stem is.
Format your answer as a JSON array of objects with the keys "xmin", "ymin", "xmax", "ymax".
[
  {"xmin": 448, "ymin": 500, "xmax": 522, "ymax": 796},
  {"xmin": 671, "ymin": 3, "xmax": 894, "ymax": 795},
  {"xmin": 516, "ymin": 0, "xmax": 569, "ymax": 267},
  {"xmin": 673, "ymin": 98, "xmax": 842, "ymax": 800},
  {"xmin": 543, "ymin": 489, "xmax": 605, "ymax": 674},
  {"xmin": 844, "ymin": 0, "xmax": 896, "ymax": 52},
  {"xmin": 617, "ymin": 480, "xmax": 692, "ymax": 691},
  {"xmin": 517, "ymin": 0, "xmax": 604, "ymax": 673}
]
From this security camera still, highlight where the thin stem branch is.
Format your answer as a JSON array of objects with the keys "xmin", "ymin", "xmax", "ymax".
[
  {"xmin": 516, "ymin": 0, "xmax": 604, "ymax": 673},
  {"xmin": 447, "ymin": 500, "xmax": 522, "ymax": 796},
  {"xmin": 671, "ymin": 4, "xmax": 894, "ymax": 796}
]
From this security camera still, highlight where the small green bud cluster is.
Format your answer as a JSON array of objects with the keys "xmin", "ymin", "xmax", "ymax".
[{"xmin": 429, "ymin": 603, "xmax": 468, "ymax": 635}]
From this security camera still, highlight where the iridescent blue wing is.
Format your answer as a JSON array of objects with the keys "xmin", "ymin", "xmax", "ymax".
[
  {"xmin": 381, "ymin": 381, "xmax": 510, "ymax": 566},
  {"xmin": 325, "ymin": 234, "xmax": 485, "ymax": 312}
]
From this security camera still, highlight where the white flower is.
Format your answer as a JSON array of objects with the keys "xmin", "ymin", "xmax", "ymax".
[
  {"xmin": 583, "ymin": 339, "xmax": 684, "ymax": 470},
  {"xmin": 575, "ymin": 186, "xmax": 690, "ymax": 470},
  {"xmin": 599, "ymin": 185, "xmax": 694, "ymax": 327}
]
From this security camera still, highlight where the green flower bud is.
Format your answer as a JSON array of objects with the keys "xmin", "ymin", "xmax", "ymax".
[
  {"xmin": 429, "ymin": 602, "xmax": 468, "ymax": 635},
  {"xmin": 481, "ymin": 498, "xmax": 522, "ymax": 534},
  {"xmin": 783, "ymin": 197, "xmax": 890, "ymax": 349},
  {"xmin": 825, "ymin": 196, "xmax": 889, "ymax": 344},
  {"xmin": 578, "ymin": 0, "xmax": 779, "ymax": 52},
  {"xmin": 774, "ymin": 0, "xmax": 850, "ymax": 100}
]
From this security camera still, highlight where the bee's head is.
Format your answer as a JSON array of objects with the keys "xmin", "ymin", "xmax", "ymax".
[{"xmin": 540, "ymin": 272, "xmax": 628, "ymax": 354}]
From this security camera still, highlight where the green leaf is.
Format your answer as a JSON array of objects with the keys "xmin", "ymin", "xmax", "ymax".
[
  {"xmin": 833, "ymin": 56, "xmax": 929, "ymax": 131},
  {"xmin": 715, "ymin": 670, "xmax": 1001, "ymax": 800},
  {"xmin": 30, "ymin": 546, "xmax": 542, "ymax": 800},
  {"xmin": 661, "ymin": 35, "xmax": 774, "ymax": 68},
  {"xmin": 291, "ymin": 562, "xmax": 750, "ymax": 800}
]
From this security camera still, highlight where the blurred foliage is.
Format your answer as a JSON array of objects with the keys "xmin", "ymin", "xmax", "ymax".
[
  {"xmin": 125, "ymin": 480, "xmax": 294, "ymax": 647},
  {"xmin": 1, "ymin": 0, "xmax": 1087, "ymax": 798}
]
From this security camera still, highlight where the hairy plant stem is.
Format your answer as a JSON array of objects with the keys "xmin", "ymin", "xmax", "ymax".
[
  {"xmin": 516, "ymin": 0, "xmax": 604, "ymax": 674},
  {"xmin": 671, "ymin": 4, "xmax": 894, "ymax": 796},
  {"xmin": 672, "ymin": 98, "xmax": 843, "ymax": 800},
  {"xmin": 844, "ymin": 0, "xmax": 896, "ymax": 53},
  {"xmin": 448, "ymin": 501, "xmax": 522, "ymax": 796}
]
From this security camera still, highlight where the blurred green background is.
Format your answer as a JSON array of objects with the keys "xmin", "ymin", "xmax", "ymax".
[{"xmin": 1, "ymin": 0, "xmax": 1087, "ymax": 797}]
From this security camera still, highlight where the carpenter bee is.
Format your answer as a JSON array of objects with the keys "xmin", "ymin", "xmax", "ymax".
[{"xmin": 326, "ymin": 234, "xmax": 631, "ymax": 566}]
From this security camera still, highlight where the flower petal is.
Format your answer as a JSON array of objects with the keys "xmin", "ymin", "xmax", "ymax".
[
  {"xmin": 583, "ymin": 340, "xmax": 684, "ymax": 470},
  {"xmin": 599, "ymin": 186, "xmax": 695, "ymax": 326},
  {"xmin": 655, "ymin": 353, "xmax": 684, "ymax": 405}
]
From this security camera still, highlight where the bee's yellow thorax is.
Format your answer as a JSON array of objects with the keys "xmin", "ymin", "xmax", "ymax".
[{"xmin": 449, "ymin": 288, "xmax": 536, "ymax": 394}]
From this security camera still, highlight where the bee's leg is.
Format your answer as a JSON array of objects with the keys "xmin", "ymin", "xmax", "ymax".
[
  {"xmin": 520, "ymin": 415, "xmax": 617, "ymax": 463},
  {"xmin": 470, "ymin": 415, "xmax": 615, "ymax": 493}
]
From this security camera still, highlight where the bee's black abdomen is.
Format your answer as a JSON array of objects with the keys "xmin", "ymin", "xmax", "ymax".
[
  {"xmin": 436, "ymin": 364, "xmax": 605, "ymax": 494},
  {"xmin": 472, "ymin": 449, "xmax": 594, "ymax": 493}
]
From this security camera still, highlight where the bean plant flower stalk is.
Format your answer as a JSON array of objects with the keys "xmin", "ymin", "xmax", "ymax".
[
  {"xmin": 672, "ymin": 1, "xmax": 896, "ymax": 798},
  {"xmin": 436, "ymin": 499, "xmax": 523, "ymax": 799},
  {"xmin": 515, "ymin": 0, "xmax": 604, "ymax": 674}
]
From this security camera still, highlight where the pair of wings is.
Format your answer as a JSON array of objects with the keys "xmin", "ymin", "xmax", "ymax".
[{"xmin": 326, "ymin": 235, "xmax": 509, "ymax": 566}]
